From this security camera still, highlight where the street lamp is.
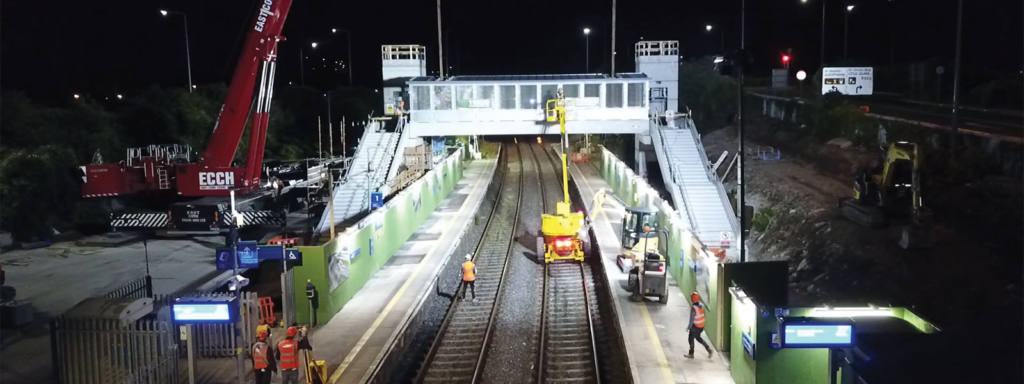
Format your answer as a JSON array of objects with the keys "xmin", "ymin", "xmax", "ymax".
[
  {"xmin": 705, "ymin": 24, "xmax": 725, "ymax": 53},
  {"xmin": 845, "ymin": 5, "xmax": 855, "ymax": 60},
  {"xmin": 73, "ymin": 94, "xmax": 80, "ymax": 100},
  {"xmin": 311, "ymin": 42, "xmax": 318, "ymax": 49},
  {"xmin": 117, "ymin": 94, "xmax": 123, "ymax": 100},
  {"xmin": 332, "ymin": 28, "xmax": 354, "ymax": 85},
  {"xmin": 800, "ymin": 0, "xmax": 828, "ymax": 71},
  {"xmin": 583, "ymin": 28, "xmax": 591, "ymax": 73},
  {"xmin": 160, "ymin": 10, "xmax": 193, "ymax": 93}
]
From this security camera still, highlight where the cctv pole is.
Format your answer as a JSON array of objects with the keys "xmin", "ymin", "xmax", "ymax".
[
  {"xmin": 949, "ymin": 0, "xmax": 964, "ymax": 157},
  {"xmin": 437, "ymin": 0, "xmax": 444, "ymax": 79},
  {"xmin": 611, "ymin": 0, "xmax": 617, "ymax": 76},
  {"xmin": 230, "ymin": 191, "xmax": 244, "ymax": 384},
  {"xmin": 737, "ymin": 0, "xmax": 746, "ymax": 263}
]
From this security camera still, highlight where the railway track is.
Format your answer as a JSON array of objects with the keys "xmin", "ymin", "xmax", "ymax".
[
  {"xmin": 417, "ymin": 144, "xmax": 523, "ymax": 383},
  {"xmin": 532, "ymin": 143, "xmax": 601, "ymax": 384}
]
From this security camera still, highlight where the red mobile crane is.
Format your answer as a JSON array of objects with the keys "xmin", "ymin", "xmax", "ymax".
[{"xmin": 81, "ymin": 0, "xmax": 295, "ymax": 231}]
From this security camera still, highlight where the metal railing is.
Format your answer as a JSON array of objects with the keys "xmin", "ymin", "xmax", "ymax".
[
  {"xmin": 652, "ymin": 124, "xmax": 699, "ymax": 232},
  {"xmin": 103, "ymin": 276, "xmax": 153, "ymax": 299}
]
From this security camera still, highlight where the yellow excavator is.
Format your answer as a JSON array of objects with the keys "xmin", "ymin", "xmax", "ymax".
[{"xmin": 839, "ymin": 141, "xmax": 935, "ymax": 249}]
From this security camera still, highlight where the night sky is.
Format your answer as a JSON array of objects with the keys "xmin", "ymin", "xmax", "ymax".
[{"xmin": 2, "ymin": 0, "xmax": 1021, "ymax": 102}]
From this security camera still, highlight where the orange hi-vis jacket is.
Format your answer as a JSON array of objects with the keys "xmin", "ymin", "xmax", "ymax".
[
  {"xmin": 252, "ymin": 342, "xmax": 270, "ymax": 369},
  {"xmin": 693, "ymin": 304, "xmax": 706, "ymax": 329},
  {"xmin": 462, "ymin": 261, "xmax": 476, "ymax": 282},
  {"xmin": 277, "ymin": 338, "xmax": 299, "ymax": 370}
]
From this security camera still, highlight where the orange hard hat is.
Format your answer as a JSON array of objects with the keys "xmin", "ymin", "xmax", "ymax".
[
  {"xmin": 286, "ymin": 326, "xmax": 298, "ymax": 338},
  {"xmin": 258, "ymin": 329, "xmax": 269, "ymax": 340},
  {"xmin": 690, "ymin": 292, "xmax": 700, "ymax": 303}
]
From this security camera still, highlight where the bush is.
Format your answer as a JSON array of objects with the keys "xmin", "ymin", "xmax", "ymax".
[{"xmin": 752, "ymin": 206, "xmax": 776, "ymax": 233}]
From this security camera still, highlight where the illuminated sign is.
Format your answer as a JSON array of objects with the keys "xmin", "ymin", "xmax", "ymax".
[
  {"xmin": 171, "ymin": 297, "xmax": 238, "ymax": 324},
  {"xmin": 782, "ymin": 322, "xmax": 855, "ymax": 348},
  {"xmin": 821, "ymin": 67, "xmax": 873, "ymax": 95}
]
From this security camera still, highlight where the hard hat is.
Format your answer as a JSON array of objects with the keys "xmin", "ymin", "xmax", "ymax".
[
  {"xmin": 465, "ymin": 254, "xmax": 472, "ymax": 261},
  {"xmin": 258, "ymin": 329, "xmax": 269, "ymax": 340},
  {"xmin": 690, "ymin": 292, "xmax": 700, "ymax": 303},
  {"xmin": 286, "ymin": 326, "xmax": 298, "ymax": 338}
]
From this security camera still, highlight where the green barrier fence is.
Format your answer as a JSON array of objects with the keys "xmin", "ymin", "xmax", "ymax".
[
  {"xmin": 292, "ymin": 147, "xmax": 466, "ymax": 325},
  {"xmin": 597, "ymin": 147, "xmax": 728, "ymax": 349}
]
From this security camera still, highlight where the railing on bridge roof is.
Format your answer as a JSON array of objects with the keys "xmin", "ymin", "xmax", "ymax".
[{"xmin": 406, "ymin": 73, "xmax": 650, "ymax": 124}]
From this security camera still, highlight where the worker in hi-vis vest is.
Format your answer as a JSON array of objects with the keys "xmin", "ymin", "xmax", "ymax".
[
  {"xmin": 276, "ymin": 326, "xmax": 301, "ymax": 384},
  {"xmin": 685, "ymin": 292, "xmax": 713, "ymax": 359},
  {"xmin": 462, "ymin": 254, "xmax": 477, "ymax": 301},
  {"xmin": 252, "ymin": 329, "xmax": 277, "ymax": 384}
]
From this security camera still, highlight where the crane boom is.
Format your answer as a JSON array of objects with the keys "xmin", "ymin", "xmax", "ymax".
[{"xmin": 176, "ymin": 0, "xmax": 294, "ymax": 196}]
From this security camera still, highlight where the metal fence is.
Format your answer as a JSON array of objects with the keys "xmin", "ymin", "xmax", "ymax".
[
  {"xmin": 103, "ymin": 276, "xmax": 153, "ymax": 299},
  {"xmin": 154, "ymin": 291, "xmax": 260, "ymax": 358},
  {"xmin": 50, "ymin": 317, "xmax": 179, "ymax": 384}
]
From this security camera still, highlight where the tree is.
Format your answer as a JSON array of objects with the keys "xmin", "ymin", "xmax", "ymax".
[
  {"xmin": 678, "ymin": 58, "xmax": 739, "ymax": 133},
  {"xmin": 0, "ymin": 146, "xmax": 79, "ymax": 241}
]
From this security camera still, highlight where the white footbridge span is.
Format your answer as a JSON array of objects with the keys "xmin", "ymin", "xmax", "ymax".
[{"xmin": 318, "ymin": 42, "xmax": 738, "ymax": 256}]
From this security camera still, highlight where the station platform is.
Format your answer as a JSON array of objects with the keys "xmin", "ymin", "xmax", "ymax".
[
  {"xmin": 568, "ymin": 160, "xmax": 735, "ymax": 384},
  {"xmin": 306, "ymin": 157, "xmax": 497, "ymax": 383}
]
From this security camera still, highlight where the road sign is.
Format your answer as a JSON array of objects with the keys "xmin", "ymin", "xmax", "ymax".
[
  {"xmin": 258, "ymin": 245, "xmax": 283, "ymax": 261},
  {"xmin": 821, "ymin": 67, "xmax": 873, "ymax": 95},
  {"xmin": 370, "ymin": 192, "xmax": 384, "ymax": 210},
  {"xmin": 285, "ymin": 248, "xmax": 303, "ymax": 266},
  {"xmin": 216, "ymin": 248, "xmax": 234, "ymax": 271},
  {"xmin": 237, "ymin": 241, "xmax": 259, "ymax": 268}
]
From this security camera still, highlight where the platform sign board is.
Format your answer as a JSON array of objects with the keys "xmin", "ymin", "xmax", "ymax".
[
  {"xmin": 236, "ymin": 241, "xmax": 259, "ymax": 268},
  {"xmin": 285, "ymin": 248, "xmax": 303, "ymax": 267},
  {"xmin": 370, "ymin": 192, "xmax": 384, "ymax": 210},
  {"xmin": 216, "ymin": 248, "xmax": 234, "ymax": 271},
  {"xmin": 741, "ymin": 331, "xmax": 756, "ymax": 359},
  {"xmin": 171, "ymin": 296, "xmax": 238, "ymax": 324},
  {"xmin": 783, "ymin": 322, "xmax": 855, "ymax": 348},
  {"xmin": 822, "ymin": 67, "xmax": 873, "ymax": 95},
  {"xmin": 259, "ymin": 245, "xmax": 283, "ymax": 261}
]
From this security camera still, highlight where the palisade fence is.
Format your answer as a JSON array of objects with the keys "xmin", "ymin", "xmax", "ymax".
[
  {"xmin": 50, "ymin": 317, "xmax": 179, "ymax": 384},
  {"xmin": 51, "ymin": 276, "xmax": 261, "ymax": 383}
]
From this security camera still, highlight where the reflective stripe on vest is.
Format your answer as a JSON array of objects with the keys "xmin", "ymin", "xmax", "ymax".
[
  {"xmin": 277, "ymin": 339, "xmax": 299, "ymax": 370},
  {"xmin": 462, "ymin": 261, "xmax": 476, "ymax": 282},
  {"xmin": 693, "ymin": 305, "xmax": 706, "ymax": 328},
  {"xmin": 252, "ymin": 342, "xmax": 269, "ymax": 369}
]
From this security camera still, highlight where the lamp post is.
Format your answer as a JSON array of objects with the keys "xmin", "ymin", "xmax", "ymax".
[
  {"xmin": 160, "ymin": 10, "xmax": 193, "ymax": 92},
  {"xmin": 738, "ymin": 0, "xmax": 747, "ymax": 262},
  {"xmin": 332, "ymin": 28, "xmax": 353, "ymax": 85},
  {"xmin": 801, "ymin": 0, "xmax": 828, "ymax": 70},
  {"xmin": 584, "ymin": 28, "xmax": 591, "ymax": 73},
  {"xmin": 844, "ymin": 5, "xmax": 854, "ymax": 60},
  {"xmin": 706, "ymin": 24, "xmax": 725, "ymax": 53}
]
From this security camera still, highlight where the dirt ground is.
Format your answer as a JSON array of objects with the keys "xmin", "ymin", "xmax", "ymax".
[{"xmin": 701, "ymin": 117, "xmax": 1024, "ymax": 331}]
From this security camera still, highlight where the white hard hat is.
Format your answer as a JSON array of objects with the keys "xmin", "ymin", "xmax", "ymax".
[{"xmin": 465, "ymin": 254, "xmax": 472, "ymax": 260}]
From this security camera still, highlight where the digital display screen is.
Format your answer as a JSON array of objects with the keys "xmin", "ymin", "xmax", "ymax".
[
  {"xmin": 172, "ymin": 303, "xmax": 232, "ymax": 323},
  {"xmin": 783, "ymin": 323, "xmax": 854, "ymax": 348}
]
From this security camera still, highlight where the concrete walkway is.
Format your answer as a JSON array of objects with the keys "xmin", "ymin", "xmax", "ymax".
[{"xmin": 569, "ymin": 160, "xmax": 735, "ymax": 384}]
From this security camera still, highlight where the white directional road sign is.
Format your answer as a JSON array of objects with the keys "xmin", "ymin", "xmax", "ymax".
[{"xmin": 821, "ymin": 67, "xmax": 873, "ymax": 96}]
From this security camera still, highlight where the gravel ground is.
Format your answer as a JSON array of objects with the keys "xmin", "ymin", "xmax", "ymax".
[
  {"xmin": 389, "ymin": 151, "xmax": 508, "ymax": 383},
  {"xmin": 481, "ymin": 143, "xmax": 545, "ymax": 383}
]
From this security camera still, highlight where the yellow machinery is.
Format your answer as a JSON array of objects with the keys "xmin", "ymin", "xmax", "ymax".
[
  {"xmin": 537, "ymin": 94, "xmax": 586, "ymax": 263},
  {"xmin": 840, "ymin": 141, "xmax": 935, "ymax": 249},
  {"xmin": 583, "ymin": 189, "xmax": 660, "ymax": 272}
]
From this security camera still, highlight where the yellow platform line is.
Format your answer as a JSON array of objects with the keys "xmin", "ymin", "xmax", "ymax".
[
  {"xmin": 574, "ymin": 162, "xmax": 674, "ymax": 384},
  {"xmin": 328, "ymin": 159, "xmax": 492, "ymax": 384}
]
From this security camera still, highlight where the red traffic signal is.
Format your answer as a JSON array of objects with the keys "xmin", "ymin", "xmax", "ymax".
[{"xmin": 782, "ymin": 54, "xmax": 790, "ymax": 63}]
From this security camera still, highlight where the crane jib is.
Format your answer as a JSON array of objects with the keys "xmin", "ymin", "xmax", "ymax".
[{"xmin": 254, "ymin": 0, "xmax": 275, "ymax": 32}]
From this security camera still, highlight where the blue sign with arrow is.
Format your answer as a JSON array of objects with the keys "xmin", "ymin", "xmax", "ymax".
[
  {"xmin": 258, "ymin": 245, "xmax": 283, "ymax": 261},
  {"xmin": 236, "ymin": 241, "xmax": 259, "ymax": 268},
  {"xmin": 370, "ymin": 192, "xmax": 384, "ymax": 210},
  {"xmin": 215, "ymin": 248, "xmax": 234, "ymax": 271},
  {"xmin": 284, "ymin": 248, "xmax": 303, "ymax": 266}
]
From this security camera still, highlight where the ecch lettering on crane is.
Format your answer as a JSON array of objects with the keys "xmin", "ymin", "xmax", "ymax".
[
  {"xmin": 254, "ymin": 0, "xmax": 275, "ymax": 32},
  {"xmin": 198, "ymin": 172, "xmax": 235, "ymax": 190}
]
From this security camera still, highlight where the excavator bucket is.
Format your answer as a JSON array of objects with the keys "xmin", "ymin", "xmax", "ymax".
[{"xmin": 839, "ymin": 198, "xmax": 885, "ymax": 228}]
